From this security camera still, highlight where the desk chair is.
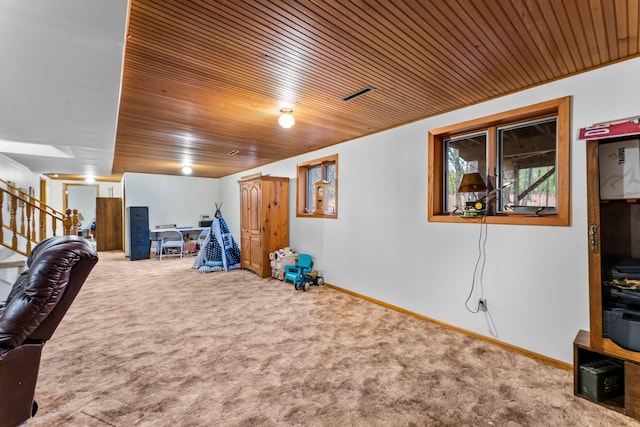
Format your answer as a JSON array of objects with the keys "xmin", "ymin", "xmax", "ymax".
[
  {"xmin": 197, "ymin": 228, "xmax": 210, "ymax": 246},
  {"xmin": 190, "ymin": 228, "xmax": 210, "ymax": 255},
  {"xmin": 159, "ymin": 230, "xmax": 184, "ymax": 259}
]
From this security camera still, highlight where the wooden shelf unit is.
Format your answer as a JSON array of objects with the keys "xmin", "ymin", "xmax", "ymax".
[
  {"xmin": 576, "ymin": 137, "xmax": 640, "ymax": 421},
  {"xmin": 574, "ymin": 330, "xmax": 640, "ymax": 418}
]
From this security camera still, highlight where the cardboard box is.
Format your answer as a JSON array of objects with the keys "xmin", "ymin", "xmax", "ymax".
[{"xmin": 599, "ymin": 139, "xmax": 640, "ymax": 199}]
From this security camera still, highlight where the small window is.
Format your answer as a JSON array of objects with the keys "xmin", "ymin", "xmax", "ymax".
[
  {"xmin": 297, "ymin": 154, "xmax": 338, "ymax": 218},
  {"xmin": 497, "ymin": 117, "xmax": 558, "ymax": 214},
  {"xmin": 428, "ymin": 97, "xmax": 570, "ymax": 226},
  {"xmin": 444, "ymin": 132, "xmax": 488, "ymax": 213}
]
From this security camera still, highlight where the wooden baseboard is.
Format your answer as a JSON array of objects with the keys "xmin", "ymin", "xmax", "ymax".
[{"xmin": 324, "ymin": 282, "xmax": 572, "ymax": 371}]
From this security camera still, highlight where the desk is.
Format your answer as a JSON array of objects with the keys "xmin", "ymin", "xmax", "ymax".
[
  {"xmin": 150, "ymin": 226, "xmax": 205, "ymax": 237},
  {"xmin": 150, "ymin": 227, "xmax": 206, "ymax": 257}
]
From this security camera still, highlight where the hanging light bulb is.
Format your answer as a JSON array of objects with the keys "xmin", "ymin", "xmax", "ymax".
[{"xmin": 278, "ymin": 108, "xmax": 295, "ymax": 128}]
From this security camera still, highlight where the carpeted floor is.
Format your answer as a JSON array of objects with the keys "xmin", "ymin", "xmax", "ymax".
[{"xmin": 27, "ymin": 251, "xmax": 638, "ymax": 426}]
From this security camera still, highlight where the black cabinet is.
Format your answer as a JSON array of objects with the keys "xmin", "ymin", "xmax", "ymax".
[{"xmin": 128, "ymin": 206, "xmax": 150, "ymax": 261}]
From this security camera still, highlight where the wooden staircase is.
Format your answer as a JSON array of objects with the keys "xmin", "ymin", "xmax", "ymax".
[{"xmin": 0, "ymin": 178, "xmax": 79, "ymax": 257}]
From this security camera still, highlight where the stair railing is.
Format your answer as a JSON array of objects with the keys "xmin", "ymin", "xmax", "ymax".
[{"xmin": 0, "ymin": 179, "xmax": 78, "ymax": 256}]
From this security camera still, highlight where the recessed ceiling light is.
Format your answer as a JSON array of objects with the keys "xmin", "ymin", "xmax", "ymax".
[
  {"xmin": 85, "ymin": 176, "xmax": 95, "ymax": 184},
  {"xmin": 182, "ymin": 165, "xmax": 193, "ymax": 174}
]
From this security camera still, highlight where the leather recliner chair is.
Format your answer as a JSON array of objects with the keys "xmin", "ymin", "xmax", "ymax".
[{"xmin": 0, "ymin": 236, "xmax": 98, "ymax": 427}]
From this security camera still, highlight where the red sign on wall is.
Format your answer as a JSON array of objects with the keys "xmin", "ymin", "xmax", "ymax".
[{"xmin": 578, "ymin": 118, "xmax": 640, "ymax": 140}]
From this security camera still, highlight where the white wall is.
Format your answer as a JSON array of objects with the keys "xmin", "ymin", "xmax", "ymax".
[
  {"xmin": 122, "ymin": 172, "xmax": 220, "ymax": 255},
  {"xmin": 48, "ymin": 179, "xmax": 123, "ymax": 215},
  {"xmin": 215, "ymin": 58, "xmax": 640, "ymax": 364},
  {"xmin": 3, "ymin": 58, "xmax": 639, "ymax": 364},
  {"xmin": 47, "ymin": 180, "xmax": 123, "ymax": 233},
  {"xmin": 123, "ymin": 172, "xmax": 220, "ymax": 226},
  {"xmin": 0, "ymin": 154, "xmax": 42, "ymax": 282},
  {"xmin": 0, "ymin": 153, "xmax": 42, "ymax": 198}
]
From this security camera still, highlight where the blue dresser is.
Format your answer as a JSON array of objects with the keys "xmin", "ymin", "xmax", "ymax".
[{"xmin": 128, "ymin": 206, "xmax": 150, "ymax": 261}]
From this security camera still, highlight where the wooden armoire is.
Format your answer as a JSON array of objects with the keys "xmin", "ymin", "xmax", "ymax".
[
  {"xmin": 96, "ymin": 197, "xmax": 123, "ymax": 251},
  {"xmin": 239, "ymin": 176, "xmax": 289, "ymax": 277}
]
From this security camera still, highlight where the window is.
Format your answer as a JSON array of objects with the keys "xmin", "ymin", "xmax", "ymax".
[
  {"xmin": 297, "ymin": 154, "xmax": 338, "ymax": 218},
  {"xmin": 497, "ymin": 117, "xmax": 558, "ymax": 213},
  {"xmin": 428, "ymin": 97, "xmax": 570, "ymax": 226},
  {"xmin": 444, "ymin": 131, "xmax": 488, "ymax": 213}
]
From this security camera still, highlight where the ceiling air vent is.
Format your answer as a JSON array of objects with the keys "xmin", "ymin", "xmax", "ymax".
[
  {"xmin": 227, "ymin": 150, "xmax": 240, "ymax": 156},
  {"xmin": 341, "ymin": 86, "xmax": 374, "ymax": 102}
]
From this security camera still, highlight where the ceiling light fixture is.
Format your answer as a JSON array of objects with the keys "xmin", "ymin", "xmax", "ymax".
[
  {"xmin": 85, "ymin": 176, "xmax": 95, "ymax": 184},
  {"xmin": 182, "ymin": 165, "xmax": 193, "ymax": 174},
  {"xmin": 278, "ymin": 108, "xmax": 295, "ymax": 128}
]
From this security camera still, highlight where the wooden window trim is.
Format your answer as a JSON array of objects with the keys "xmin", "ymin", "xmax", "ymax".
[
  {"xmin": 296, "ymin": 154, "xmax": 339, "ymax": 218},
  {"xmin": 428, "ymin": 96, "xmax": 571, "ymax": 226}
]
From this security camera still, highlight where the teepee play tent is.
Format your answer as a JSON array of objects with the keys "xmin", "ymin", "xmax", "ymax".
[{"xmin": 193, "ymin": 204, "xmax": 242, "ymax": 272}]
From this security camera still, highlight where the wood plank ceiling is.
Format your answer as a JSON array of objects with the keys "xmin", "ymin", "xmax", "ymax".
[{"xmin": 112, "ymin": 0, "xmax": 640, "ymax": 178}]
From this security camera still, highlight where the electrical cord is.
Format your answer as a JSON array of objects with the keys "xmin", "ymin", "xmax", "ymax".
[
  {"xmin": 465, "ymin": 215, "xmax": 488, "ymax": 313},
  {"xmin": 461, "ymin": 215, "xmax": 499, "ymax": 337},
  {"xmin": 484, "ymin": 305, "xmax": 499, "ymax": 338}
]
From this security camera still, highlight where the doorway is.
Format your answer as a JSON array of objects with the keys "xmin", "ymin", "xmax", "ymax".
[{"xmin": 63, "ymin": 184, "xmax": 98, "ymax": 234}]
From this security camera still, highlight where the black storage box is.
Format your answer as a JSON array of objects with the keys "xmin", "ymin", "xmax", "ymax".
[
  {"xmin": 199, "ymin": 220, "xmax": 213, "ymax": 227},
  {"xmin": 611, "ymin": 258, "xmax": 640, "ymax": 279},
  {"xmin": 579, "ymin": 359, "xmax": 624, "ymax": 402},
  {"xmin": 604, "ymin": 308, "xmax": 640, "ymax": 351}
]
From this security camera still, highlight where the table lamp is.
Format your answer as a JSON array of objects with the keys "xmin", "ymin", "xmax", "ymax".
[{"xmin": 458, "ymin": 172, "xmax": 487, "ymax": 216}]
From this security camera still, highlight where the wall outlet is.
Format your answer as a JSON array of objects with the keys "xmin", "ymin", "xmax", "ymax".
[{"xmin": 478, "ymin": 299, "xmax": 487, "ymax": 312}]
